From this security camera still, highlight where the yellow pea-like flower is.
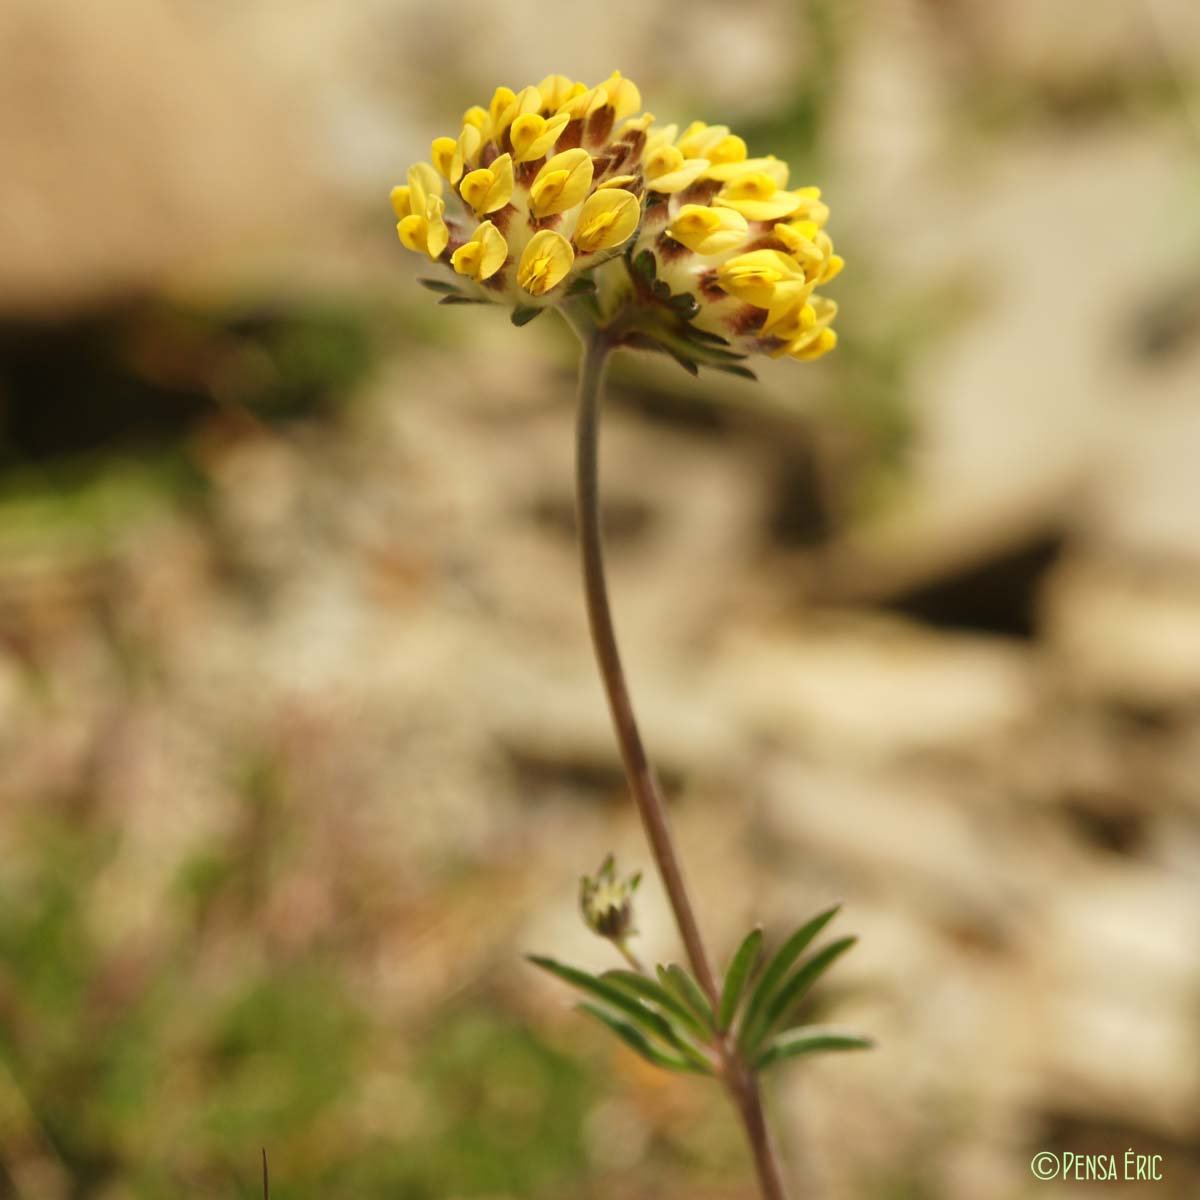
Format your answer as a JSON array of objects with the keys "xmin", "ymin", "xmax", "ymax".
[
  {"xmin": 510, "ymin": 112, "xmax": 570, "ymax": 163},
  {"xmin": 488, "ymin": 87, "xmax": 516, "ymax": 132},
  {"xmin": 397, "ymin": 194, "xmax": 449, "ymax": 260},
  {"xmin": 714, "ymin": 173, "xmax": 803, "ymax": 221},
  {"xmin": 706, "ymin": 155, "xmax": 789, "ymax": 185},
  {"xmin": 451, "ymin": 221, "xmax": 508, "ymax": 282},
  {"xmin": 597, "ymin": 174, "xmax": 639, "ymax": 190},
  {"xmin": 460, "ymin": 153, "xmax": 515, "ymax": 216},
  {"xmin": 431, "ymin": 129, "xmax": 482, "ymax": 185},
  {"xmin": 644, "ymin": 145, "xmax": 710, "ymax": 193},
  {"xmin": 462, "ymin": 106, "xmax": 490, "ymax": 144},
  {"xmin": 407, "ymin": 162, "xmax": 443, "ymax": 209},
  {"xmin": 675, "ymin": 122, "xmax": 750, "ymax": 169},
  {"xmin": 716, "ymin": 250, "xmax": 809, "ymax": 309},
  {"xmin": 596, "ymin": 71, "xmax": 641, "ymax": 121},
  {"xmin": 763, "ymin": 300, "xmax": 817, "ymax": 340},
  {"xmin": 557, "ymin": 84, "xmax": 610, "ymax": 121},
  {"xmin": 791, "ymin": 327, "xmax": 838, "ymax": 361},
  {"xmin": 789, "ymin": 186, "xmax": 830, "ymax": 227},
  {"xmin": 773, "ymin": 222, "xmax": 826, "ymax": 271},
  {"xmin": 529, "ymin": 149, "xmax": 594, "ymax": 217},
  {"xmin": 395, "ymin": 163, "xmax": 449, "ymax": 259},
  {"xmin": 538, "ymin": 74, "xmax": 586, "ymax": 112},
  {"xmin": 772, "ymin": 297, "xmax": 838, "ymax": 359},
  {"xmin": 665, "ymin": 204, "xmax": 749, "ymax": 255},
  {"xmin": 431, "ymin": 137, "xmax": 458, "ymax": 183},
  {"xmin": 644, "ymin": 123, "xmax": 678, "ymax": 155},
  {"xmin": 820, "ymin": 254, "xmax": 845, "ymax": 285},
  {"xmin": 573, "ymin": 188, "xmax": 641, "ymax": 253},
  {"xmin": 517, "ymin": 229, "xmax": 575, "ymax": 295},
  {"xmin": 495, "ymin": 86, "xmax": 542, "ymax": 141}
]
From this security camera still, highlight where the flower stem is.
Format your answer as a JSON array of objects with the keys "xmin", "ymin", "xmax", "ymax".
[
  {"xmin": 569, "ymin": 320, "xmax": 791, "ymax": 1200},
  {"xmin": 615, "ymin": 938, "xmax": 646, "ymax": 975}
]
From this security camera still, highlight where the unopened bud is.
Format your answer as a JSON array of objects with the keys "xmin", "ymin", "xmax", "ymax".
[{"xmin": 579, "ymin": 854, "xmax": 641, "ymax": 942}]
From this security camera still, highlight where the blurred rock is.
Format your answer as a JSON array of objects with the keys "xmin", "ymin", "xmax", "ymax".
[
  {"xmin": 1043, "ymin": 558, "xmax": 1200, "ymax": 708},
  {"xmin": 0, "ymin": 0, "xmax": 324, "ymax": 314}
]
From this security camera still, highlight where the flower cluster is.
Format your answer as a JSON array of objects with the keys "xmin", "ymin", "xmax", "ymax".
[{"xmin": 391, "ymin": 72, "xmax": 842, "ymax": 366}]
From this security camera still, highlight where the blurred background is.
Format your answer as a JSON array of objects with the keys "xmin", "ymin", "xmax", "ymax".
[{"xmin": 2, "ymin": 1, "xmax": 1199, "ymax": 1197}]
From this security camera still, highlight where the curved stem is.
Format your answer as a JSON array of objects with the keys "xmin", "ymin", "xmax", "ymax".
[
  {"xmin": 574, "ymin": 328, "xmax": 718, "ymax": 1004},
  {"xmin": 569, "ymin": 321, "xmax": 791, "ymax": 1200}
]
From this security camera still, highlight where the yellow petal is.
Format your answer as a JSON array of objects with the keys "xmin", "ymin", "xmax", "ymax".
[
  {"xmin": 431, "ymin": 136, "xmax": 462, "ymax": 184},
  {"xmin": 451, "ymin": 220, "xmax": 508, "ymax": 281},
  {"xmin": 678, "ymin": 122, "xmax": 744, "ymax": 161},
  {"xmin": 516, "ymin": 229, "xmax": 575, "ymax": 296},
  {"xmin": 460, "ymin": 153, "xmax": 515, "ymax": 216},
  {"xmin": 617, "ymin": 113, "xmax": 655, "ymax": 137},
  {"xmin": 705, "ymin": 155, "xmax": 789, "ymax": 185},
  {"xmin": 762, "ymin": 299, "xmax": 815, "ymax": 338},
  {"xmin": 530, "ymin": 148, "xmax": 594, "ymax": 217},
  {"xmin": 424, "ymin": 197, "xmax": 449, "ymax": 259},
  {"xmin": 820, "ymin": 254, "xmax": 845, "ymax": 284},
  {"xmin": 407, "ymin": 161, "xmax": 443, "ymax": 212},
  {"xmin": 488, "ymin": 86, "xmax": 516, "ymax": 132},
  {"xmin": 707, "ymin": 134, "xmax": 747, "ymax": 166},
  {"xmin": 716, "ymin": 249, "xmax": 808, "ymax": 309},
  {"xmin": 511, "ymin": 111, "xmax": 570, "ymax": 162},
  {"xmin": 776, "ymin": 297, "xmax": 838, "ymax": 357},
  {"xmin": 665, "ymin": 203, "xmax": 749, "ymax": 254},
  {"xmin": 644, "ymin": 123, "xmax": 678, "ymax": 156},
  {"xmin": 538, "ymin": 74, "xmax": 585, "ymax": 112},
  {"xmin": 597, "ymin": 174, "xmax": 639, "ymax": 190},
  {"xmin": 390, "ymin": 185, "xmax": 412, "ymax": 220},
  {"xmin": 573, "ymin": 187, "xmax": 641, "ymax": 253},
  {"xmin": 496, "ymin": 85, "xmax": 542, "ymax": 140},
  {"xmin": 644, "ymin": 145, "xmax": 710, "ymax": 194},
  {"xmin": 458, "ymin": 123, "xmax": 483, "ymax": 170},
  {"xmin": 598, "ymin": 71, "xmax": 641, "ymax": 120},
  {"xmin": 773, "ymin": 221, "xmax": 825, "ymax": 264},
  {"xmin": 715, "ymin": 173, "xmax": 803, "ymax": 221},
  {"xmin": 396, "ymin": 214, "xmax": 426, "ymax": 253},
  {"xmin": 557, "ymin": 84, "xmax": 608, "ymax": 120},
  {"xmin": 463, "ymin": 105, "xmax": 489, "ymax": 132},
  {"xmin": 676, "ymin": 121, "xmax": 716, "ymax": 157},
  {"xmin": 790, "ymin": 326, "xmax": 838, "ymax": 361}
]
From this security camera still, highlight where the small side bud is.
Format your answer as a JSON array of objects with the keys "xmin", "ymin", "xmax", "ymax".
[{"xmin": 579, "ymin": 854, "xmax": 641, "ymax": 943}]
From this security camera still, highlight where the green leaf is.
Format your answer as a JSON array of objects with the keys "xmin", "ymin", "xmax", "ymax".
[
  {"xmin": 657, "ymin": 963, "xmax": 715, "ymax": 1032},
  {"xmin": 565, "ymin": 275, "xmax": 598, "ymax": 296},
  {"xmin": 739, "ymin": 905, "xmax": 840, "ymax": 1042},
  {"xmin": 709, "ymin": 363, "xmax": 757, "ymax": 381},
  {"xmin": 418, "ymin": 277, "xmax": 462, "ymax": 295},
  {"xmin": 577, "ymin": 1003, "xmax": 705, "ymax": 1074},
  {"xmin": 686, "ymin": 326, "xmax": 732, "ymax": 347},
  {"xmin": 666, "ymin": 349, "xmax": 699, "ymax": 376},
  {"xmin": 529, "ymin": 956, "xmax": 697, "ymax": 1059},
  {"xmin": 741, "ymin": 937, "xmax": 857, "ymax": 1055},
  {"xmin": 718, "ymin": 927, "xmax": 763, "ymax": 1032},
  {"xmin": 511, "ymin": 305, "xmax": 544, "ymax": 326},
  {"xmin": 754, "ymin": 1027, "xmax": 874, "ymax": 1072},
  {"xmin": 630, "ymin": 249, "xmax": 657, "ymax": 286},
  {"xmin": 669, "ymin": 292, "xmax": 700, "ymax": 319},
  {"xmin": 438, "ymin": 294, "xmax": 486, "ymax": 305},
  {"xmin": 602, "ymin": 970, "xmax": 711, "ymax": 1043}
]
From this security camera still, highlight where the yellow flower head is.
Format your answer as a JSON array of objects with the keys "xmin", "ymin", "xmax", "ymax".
[{"xmin": 389, "ymin": 73, "xmax": 842, "ymax": 361}]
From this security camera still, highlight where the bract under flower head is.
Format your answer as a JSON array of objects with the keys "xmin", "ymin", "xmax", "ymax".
[{"xmin": 390, "ymin": 72, "xmax": 843, "ymax": 365}]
